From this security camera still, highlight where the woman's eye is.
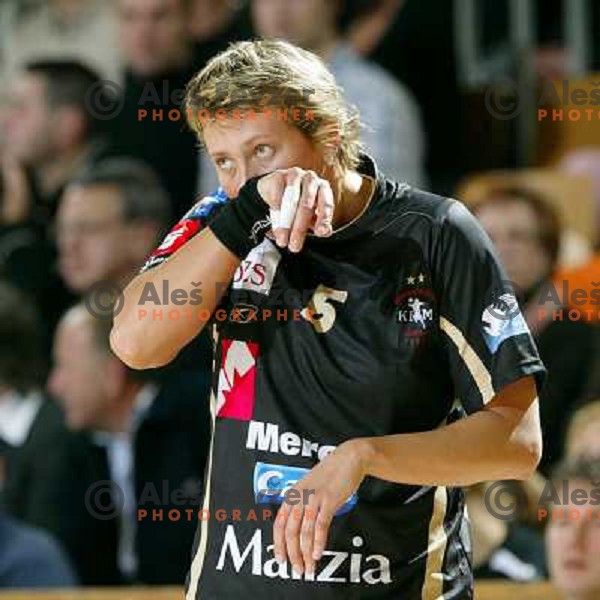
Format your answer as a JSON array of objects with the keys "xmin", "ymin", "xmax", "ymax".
[
  {"xmin": 255, "ymin": 144, "xmax": 274, "ymax": 158},
  {"xmin": 216, "ymin": 157, "xmax": 234, "ymax": 171}
]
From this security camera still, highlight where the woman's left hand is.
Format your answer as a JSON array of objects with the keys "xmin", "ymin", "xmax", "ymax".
[{"xmin": 272, "ymin": 439, "xmax": 370, "ymax": 577}]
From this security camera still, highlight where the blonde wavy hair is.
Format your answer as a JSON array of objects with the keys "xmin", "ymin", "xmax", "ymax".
[{"xmin": 184, "ymin": 39, "xmax": 363, "ymax": 173}]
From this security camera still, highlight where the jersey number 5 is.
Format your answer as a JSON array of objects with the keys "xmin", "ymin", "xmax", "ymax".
[{"xmin": 301, "ymin": 285, "xmax": 348, "ymax": 334}]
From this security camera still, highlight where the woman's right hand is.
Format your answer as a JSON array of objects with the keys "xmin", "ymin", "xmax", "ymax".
[{"xmin": 257, "ymin": 168, "xmax": 335, "ymax": 253}]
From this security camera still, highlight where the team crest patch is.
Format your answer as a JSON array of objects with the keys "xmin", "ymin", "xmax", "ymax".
[{"xmin": 393, "ymin": 286, "xmax": 435, "ymax": 338}]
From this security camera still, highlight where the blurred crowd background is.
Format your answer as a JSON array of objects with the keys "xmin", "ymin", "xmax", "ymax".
[{"xmin": 1, "ymin": 0, "xmax": 600, "ymax": 597}]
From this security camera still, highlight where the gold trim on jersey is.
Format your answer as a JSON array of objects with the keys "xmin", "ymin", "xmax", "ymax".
[
  {"xmin": 439, "ymin": 316, "xmax": 495, "ymax": 404},
  {"xmin": 421, "ymin": 486, "xmax": 449, "ymax": 599}
]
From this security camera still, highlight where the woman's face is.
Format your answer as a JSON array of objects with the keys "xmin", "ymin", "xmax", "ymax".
[{"xmin": 202, "ymin": 113, "xmax": 326, "ymax": 198}]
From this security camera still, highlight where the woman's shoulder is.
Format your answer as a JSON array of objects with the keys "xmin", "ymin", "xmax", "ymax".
[
  {"xmin": 378, "ymin": 179, "xmax": 460, "ymax": 224},
  {"xmin": 373, "ymin": 179, "xmax": 491, "ymax": 255}
]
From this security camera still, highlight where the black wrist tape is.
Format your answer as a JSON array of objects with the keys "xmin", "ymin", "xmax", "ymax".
[{"xmin": 207, "ymin": 176, "xmax": 271, "ymax": 259}]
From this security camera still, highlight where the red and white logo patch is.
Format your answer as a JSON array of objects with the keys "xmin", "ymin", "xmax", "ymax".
[
  {"xmin": 152, "ymin": 219, "xmax": 201, "ymax": 259},
  {"xmin": 216, "ymin": 339, "xmax": 260, "ymax": 420}
]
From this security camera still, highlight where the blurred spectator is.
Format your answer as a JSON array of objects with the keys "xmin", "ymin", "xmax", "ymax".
[
  {"xmin": 110, "ymin": 0, "xmax": 201, "ymax": 218},
  {"xmin": 0, "ymin": 515, "xmax": 77, "ymax": 588},
  {"xmin": 467, "ymin": 481, "xmax": 546, "ymax": 581},
  {"xmin": 343, "ymin": 0, "xmax": 459, "ymax": 193},
  {"xmin": 1, "ymin": 0, "xmax": 122, "ymax": 87},
  {"xmin": 0, "ymin": 282, "xmax": 105, "ymax": 585},
  {"xmin": 1, "ymin": 60, "xmax": 112, "ymax": 352},
  {"xmin": 0, "ymin": 439, "xmax": 5, "ymax": 493},
  {"xmin": 553, "ymin": 148, "xmax": 600, "ymax": 322},
  {"xmin": 56, "ymin": 157, "xmax": 211, "ymax": 377},
  {"xmin": 3, "ymin": 60, "xmax": 113, "ymax": 222},
  {"xmin": 579, "ymin": 332, "xmax": 600, "ymax": 404},
  {"xmin": 118, "ymin": 0, "xmax": 192, "ymax": 78},
  {"xmin": 0, "ymin": 157, "xmax": 61, "ymax": 352},
  {"xmin": 0, "ymin": 155, "xmax": 31, "ymax": 226},
  {"xmin": 564, "ymin": 400, "xmax": 600, "ymax": 459},
  {"xmin": 475, "ymin": 186, "xmax": 596, "ymax": 474},
  {"xmin": 197, "ymin": 0, "xmax": 424, "ymax": 195},
  {"xmin": 0, "ymin": 438, "xmax": 77, "ymax": 589},
  {"xmin": 581, "ymin": 341, "xmax": 600, "ymax": 402},
  {"xmin": 56, "ymin": 158, "xmax": 170, "ymax": 294},
  {"xmin": 48, "ymin": 304, "xmax": 211, "ymax": 584},
  {"xmin": 342, "ymin": 1, "xmax": 403, "ymax": 56},
  {"xmin": 0, "ymin": 284, "xmax": 47, "ymax": 443},
  {"xmin": 188, "ymin": 0, "xmax": 253, "ymax": 66},
  {"xmin": 546, "ymin": 457, "xmax": 600, "ymax": 600}
]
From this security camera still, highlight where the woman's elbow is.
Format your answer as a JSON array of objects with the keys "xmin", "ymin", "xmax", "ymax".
[
  {"xmin": 109, "ymin": 323, "xmax": 172, "ymax": 370},
  {"xmin": 488, "ymin": 380, "xmax": 543, "ymax": 480},
  {"xmin": 511, "ymin": 427, "xmax": 543, "ymax": 480}
]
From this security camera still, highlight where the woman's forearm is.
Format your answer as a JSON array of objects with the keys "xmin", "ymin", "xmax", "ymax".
[
  {"xmin": 111, "ymin": 228, "xmax": 240, "ymax": 369},
  {"xmin": 352, "ymin": 378, "xmax": 542, "ymax": 487}
]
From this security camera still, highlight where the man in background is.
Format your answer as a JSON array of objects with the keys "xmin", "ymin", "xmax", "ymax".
[
  {"xmin": 3, "ymin": 60, "xmax": 112, "ymax": 222},
  {"xmin": 48, "ymin": 304, "xmax": 211, "ymax": 584},
  {"xmin": 0, "ymin": 282, "xmax": 100, "ymax": 585},
  {"xmin": 1, "ymin": 60, "xmax": 114, "ymax": 352},
  {"xmin": 56, "ymin": 157, "xmax": 211, "ymax": 376},
  {"xmin": 57, "ymin": 158, "xmax": 170, "ymax": 294},
  {"xmin": 111, "ymin": 0, "xmax": 201, "ymax": 218},
  {"xmin": 0, "ymin": 438, "xmax": 77, "ymax": 589}
]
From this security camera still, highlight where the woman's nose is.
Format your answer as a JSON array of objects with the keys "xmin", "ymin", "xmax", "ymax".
[{"xmin": 231, "ymin": 162, "xmax": 262, "ymax": 198}]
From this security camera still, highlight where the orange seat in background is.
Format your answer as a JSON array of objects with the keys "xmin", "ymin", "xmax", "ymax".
[{"xmin": 554, "ymin": 252, "xmax": 600, "ymax": 322}]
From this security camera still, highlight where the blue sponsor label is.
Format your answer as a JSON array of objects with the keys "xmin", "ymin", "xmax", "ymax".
[
  {"xmin": 482, "ymin": 293, "xmax": 530, "ymax": 353},
  {"xmin": 253, "ymin": 461, "xmax": 358, "ymax": 516}
]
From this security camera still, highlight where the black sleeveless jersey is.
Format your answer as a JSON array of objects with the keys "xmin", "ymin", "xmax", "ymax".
[{"xmin": 141, "ymin": 155, "xmax": 545, "ymax": 599}]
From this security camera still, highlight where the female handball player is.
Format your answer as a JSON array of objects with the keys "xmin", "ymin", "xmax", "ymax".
[{"xmin": 111, "ymin": 39, "xmax": 545, "ymax": 599}]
